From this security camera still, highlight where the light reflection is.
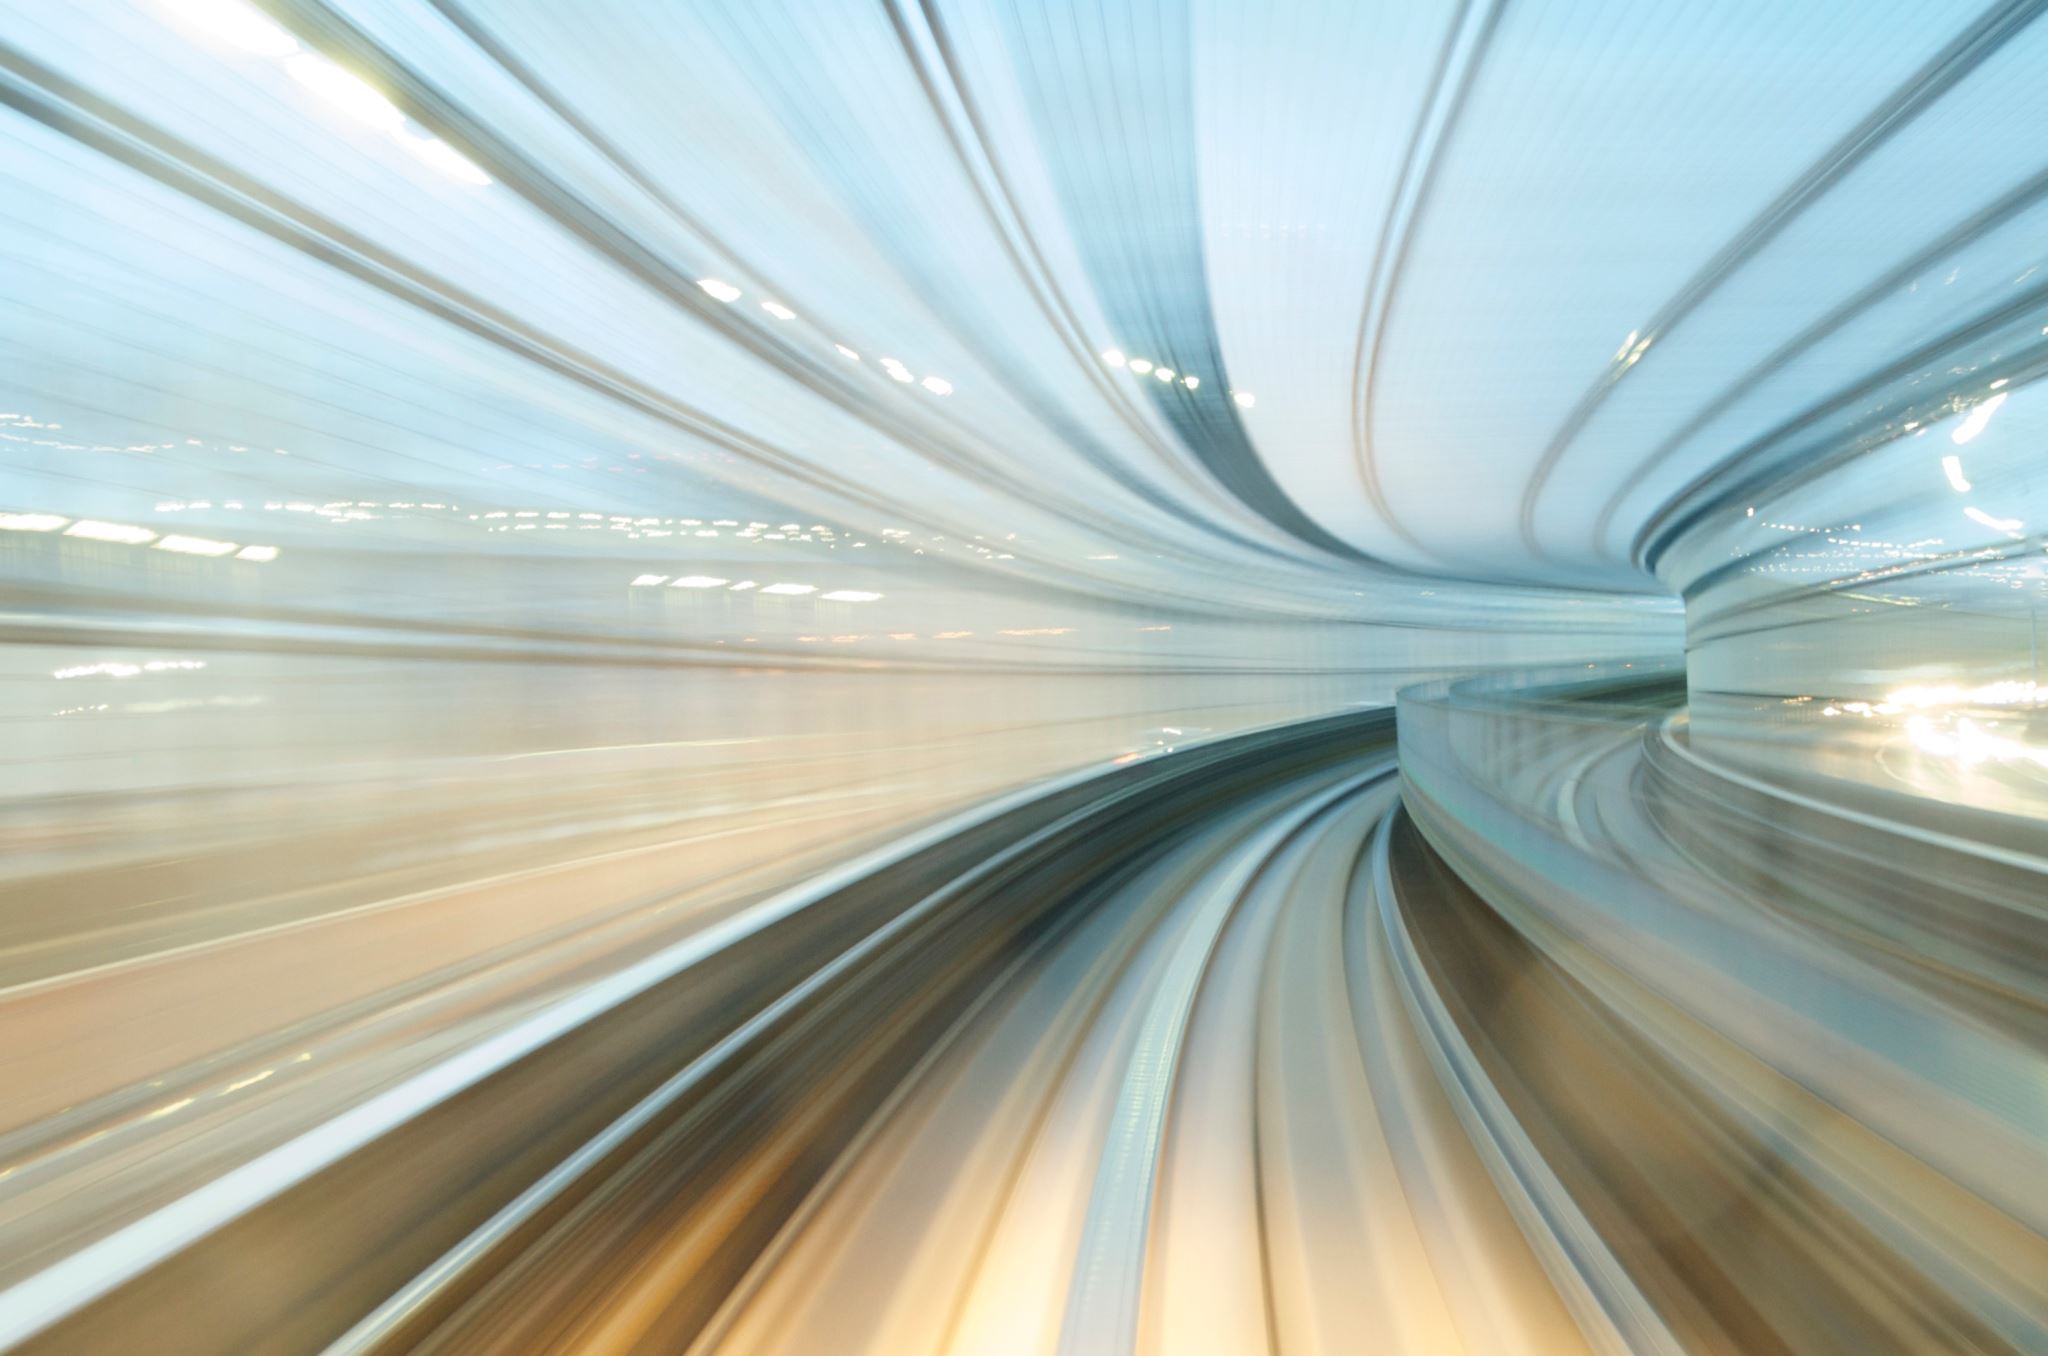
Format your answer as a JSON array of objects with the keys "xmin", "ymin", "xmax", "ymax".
[{"xmin": 1906, "ymin": 714, "xmax": 2048, "ymax": 770}]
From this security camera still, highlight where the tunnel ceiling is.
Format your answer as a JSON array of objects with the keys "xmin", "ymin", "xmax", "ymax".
[{"xmin": 2, "ymin": 0, "xmax": 2038, "ymax": 624}]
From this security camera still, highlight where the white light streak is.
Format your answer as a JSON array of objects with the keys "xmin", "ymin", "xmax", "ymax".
[
  {"xmin": 1940, "ymin": 454, "xmax": 1971, "ymax": 493},
  {"xmin": 284, "ymin": 54, "xmax": 404, "ymax": 132},
  {"xmin": 394, "ymin": 128, "xmax": 490, "ymax": 185},
  {"xmin": 1951, "ymin": 391, "xmax": 2008, "ymax": 445},
  {"xmin": 696, "ymin": 279, "xmax": 742, "ymax": 303},
  {"xmin": 1963, "ymin": 505, "xmax": 2023, "ymax": 535}
]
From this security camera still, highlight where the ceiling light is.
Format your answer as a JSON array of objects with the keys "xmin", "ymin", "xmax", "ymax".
[
  {"xmin": 65, "ymin": 520, "xmax": 157, "ymax": 544},
  {"xmin": 154, "ymin": 534, "xmax": 240, "ymax": 556}
]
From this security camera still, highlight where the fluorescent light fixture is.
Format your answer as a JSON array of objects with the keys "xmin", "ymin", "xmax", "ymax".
[
  {"xmin": 761, "ymin": 582, "xmax": 816, "ymax": 595},
  {"xmin": 1233, "ymin": 391, "xmax": 1256, "ymax": 408},
  {"xmin": 885, "ymin": 366, "xmax": 914, "ymax": 383},
  {"xmin": 820, "ymin": 589, "xmax": 883, "ymax": 602},
  {"xmin": 1155, "ymin": 368, "xmax": 1174, "ymax": 382},
  {"xmin": 0, "ymin": 511, "xmax": 67, "ymax": 532},
  {"xmin": 761, "ymin": 301, "xmax": 796, "ymax": 320},
  {"xmin": 669, "ymin": 575, "xmax": 729, "ymax": 588},
  {"xmin": 728, "ymin": 580, "xmax": 758, "ymax": 591},
  {"xmin": 1940, "ymin": 455, "xmax": 1971, "ymax": 493},
  {"xmin": 234, "ymin": 544, "xmax": 280, "ymax": 562},
  {"xmin": 284, "ymin": 53, "xmax": 404, "ymax": 132},
  {"xmin": 65, "ymin": 520, "xmax": 157, "ymax": 544},
  {"xmin": 1101, "ymin": 348, "xmax": 1126, "ymax": 367},
  {"xmin": 1181, "ymin": 375, "xmax": 1199, "ymax": 390},
  {"xmin": 160, "ymin": 0, "xmax": 298, "ymax": 56},
  {"xmin": 697, "ymin": 279, "xmax": 742, "ymax": 303},
  {"xmin": 1127, "ymin": 359, "xmax": 1154, "ymax": 375},
  {"xmin": 835, "ymin": 344, "xmax": 860, "ymax": 360},
  {"xmin": 920, "ymin": 376, "xmax": 952, "ymax": 395},
  {"xmin": 629, "ymin": 574, "xmax": 669, "ymax": 586},
  {"xmin": 155, "ymin": 534, "xmax": 240, "ymax": 556}
]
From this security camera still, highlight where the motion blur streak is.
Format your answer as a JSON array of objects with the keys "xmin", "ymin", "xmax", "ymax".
[{"xmin": 2, "ymin": 0, "xmax": 2046, "ymax": 1352}]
